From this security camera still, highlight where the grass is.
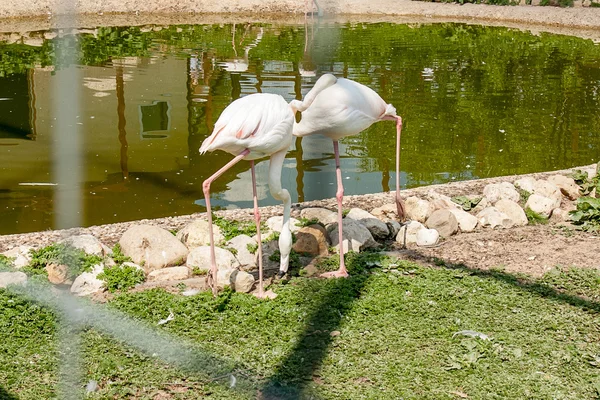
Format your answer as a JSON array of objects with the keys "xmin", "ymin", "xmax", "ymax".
[
  {"xmin": 24, "ymin": 243, "xmax": 102, "ymax": 279},
  {"xmin": 1, "ymin": 253, "xmax": 600, "ymax": 399},
  {"xmin": 525, "ymin": 208, "xmax": 550, "ymax": 225},
  {"xmin": 97, "ymin": 264, "xmax": 146, "ymax": 293},
  {"xmin": 212, "ymin": 215, "xmax": 261, "ymax": 241}
]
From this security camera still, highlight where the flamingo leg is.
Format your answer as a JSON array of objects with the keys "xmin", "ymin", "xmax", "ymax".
[
  {"xmin": 395, "ymin": 116, "xmax": 406, "ymax": 222},
  {"xmin": 321, "ymin": 140, "xmax": 349, "ymax": 278},
  {"xmin": 202, "ymin": 149, "xmax": 250, "ymax": 297}
]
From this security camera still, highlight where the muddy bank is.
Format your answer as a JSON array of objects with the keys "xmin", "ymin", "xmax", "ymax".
[
  {"xmin": 0, "ymin": 163, "xmax": 596, "ymax": 253},
  {"xmin": 1, "ymin": 0, "xmax": 599, "ymax": 40}
]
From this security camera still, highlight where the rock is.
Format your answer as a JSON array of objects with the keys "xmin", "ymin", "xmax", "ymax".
[
  {"xmin": 482, "ymin": 182, "xmax": 520, "ymax": 204},
  {"xmin": 226, "ymin": 234, "xmax": 258, "ymax": 268},
  {"xmin": 426, "ymin": 191, "xmax": 460, "ymax": 211},
  {"xmin": 371, "ymin": 203, "xmax": 398, "ymax": 220},
  {"xmin": 524, "ymin": 194, "xmax": 555, "ymax": 218},
  {"xmin": 148, "ymin": 266, "xmax": 191, "ymax": 282},
  {"xmin": 1, "ymin": 246, "xmax": 33, "ymax": 268},
  {"xmin": 216, "ymin": 268, "xmax": 255, "ymax": 293},
  {"xmin": 386, "ymin": 220, "xmax": 402, "ymax": 238},
  {"xmin": 395, "ymin": 221, "xmax": 425, "ymax": 246},
  {"xmin": 425, "ymin": 210, "xmax": 458, "ymax": 237},
  {"xmin": 0, "ymin": 271, "xmax": 27, "ymax": 288},
  {"xmin": 584, "ymin": 167, "xmax": 597, "ymax": 180},
  {"xmin": 514, "ymin": 177, "xmax": 537, "ymax": 194},
  {"xmin": 266, "ymin": 216, "xmax": 301, "ymax": 233},
  {"xmin": 550, "ymin": 208, "xmax": 571, "ymax": 223},
  {"xmin": 300, "ymin": 207, "xmax": 338, "ymax": 226},
  {"xmin": 447, "ymin": 209, "xmax": 478, "ymax": 232},
  {"xmin": 532, "ymin": 180, "xmax": 562, "ymax": 209},
  {"xmin": 59, "ymin": 235, "xmax": 106, "ymax": 256},
  {"xmin": 186, "ymin": 246, "xmax": 240, "ymax": 273},
  {"xmin": 45, "ymin": 263, "xmax": 70, "ymax": 284},
  {"xmin": 327, "ymin": 219, "xmax": 379, "ymax": 253},
  {"xmin": 495, "ymin": 199, "xmax": 528, "ymax": 227},
  {"xmin": 405, "ymin": 196, "xmax": 434, "ymax": 223},
  {"xmin": 176, "ymin": 220, "xmax": 223, "ymax": 248},
  {"xmin": 346, "ymin": 208, "xmax": 389, "ymax": 239},
  {"xmin": 71, "ymin": 264, "xmax": 105, "ymax": 296},
  {"xmin": 119, "ymin": 225, "xmax": 189, "ymax": 273},
  {"xmin": 301, "ymin": 264, "xmax": 319, "ymax": 277},
  {"xmin": 472, "ymin": 197, "xmax": 489, "ymax": 214},
  {"xmin": 548, "ymin": 175, "xmax": 581, "ymax": 201},
  {"xmin": 416, "ymin": 229, "xmax": 439, "ymax": 246},
  {"xmin": 292, "ymin": 225, "xmax": 330, "ymax": 256},
  {"xmin": 476, "ymin": 207, "xmax": 514, "ymax": 229},
  {"xmin": 122, "ymin": 261, "xmax": 144, "ymax": 271}
]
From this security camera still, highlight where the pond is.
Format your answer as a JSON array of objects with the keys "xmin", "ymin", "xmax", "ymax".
[{"xmin": 1, "ymin": 21, "xmax": 599, "ymax": 235}]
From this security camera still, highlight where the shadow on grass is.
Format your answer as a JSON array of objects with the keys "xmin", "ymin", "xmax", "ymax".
[
  {"xmin": 0, "ymin": 386, "xmax": 18, "ymax": 400},
  {"xmin": 402, "ymin": 249, "xmax": 600, "ymax": 313},
  {"xmin": 260, "ymin": 263, "xmax": 373, "ymax": 399}
]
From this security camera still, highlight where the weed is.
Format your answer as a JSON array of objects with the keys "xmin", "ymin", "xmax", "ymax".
[
  {"xmin": 224, "ymin": 247, "xmax": 238, "ymax": 256},
  {"xmin": 97, "ymin": 264, "xmax": 145, "ymax": 293},
  {"xmin": 295, "ymin": 217, "xmax": 322, "ymax": 228},
  {"xmin": 212, "ymin": 215, "xmax": 259, "ymax": 241},
  {"xmin": 518, "ymin": 189, "xmax": 531, "ymax": 204},
  {"xmin": 246, "ymin": 242, "xmax": 258, "ymax": 255},
  {"xmin": 262, "ymin": 231, "xmax": 280, "ymax": 243},
  {"xmin": 169, "ymin": 229, "xmax": 178, "ymax": 236},
  {"xmin": 342, "ymin": 209, "xmax": 350, "ymax": 217},
  {"xmin": 451, "ymin": 195, "xmax": 481, "ymax": 211},
  {"xmin": 192, "ymin": 266, "xmax": 207, "ymax": 276},
  {"xmin": 26, "ymin": 243, "xmax": 102, "ymax": 279},
  {"xmin": 569, "ymin": 196, "xmax": 600, "ymax": 232},
  {"xmin": 525, "ymin": 208, "xmax": 549, "ymax": 225},
  {"xmin": 571, "ymin": 169, "xmax": 599, "ymax": 196},
  {"xmin": 0, "ymin": 254, "xmax": 13, "ymax": 269},
  {"xmin": 111, "ymin": 243, "xmax": 132, "ymax": 265}
]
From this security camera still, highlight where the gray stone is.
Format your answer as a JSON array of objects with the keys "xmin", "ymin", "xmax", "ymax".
[
  {"xmin": 227, "ymin": 234, "xmax": 258, "ymax": 268},
  {"xmin": 476, "ymin": 207, "xmax": 514, "ymax": 229},
  {"xmin": 147, "ymin": 266, "xmax": 190, "ymax": 282},
  {"xmin": 119, "ymin": 225, "xmax": 189, "ymax": 273},
  {"xmin": 495, "ymin": 199, "xmax": 528, "ymax": 227},
  {"xmin": 176, "ymin": 219, "xmax": 223, "ymax": 248},
  {"xmin": 514, "ymin": 177, "xmax": 537, "ymax": 194},
  {"xmin": 186, "ymin": 246, "xmax": 240, "ymax": 273},
  {"xmin": 300, "ymin": 207, "xmax": 338, "ymax": 226},
  {"xmin": 482, "ymin": 182, "xmax": 520, "ymax": 204},
  {"xmin": 346, "ymin": 208, "xmax": 389, "ymax": 239},
  {"xmin": 548, "ymin": 175, "xmax": 581, "ymax": 201},
  {"xmin": 267, "ymin": 216, "xmax": 301, "ymax": 233},
  {"xmin": 416, "ymin": 229, "xmax": 439, "ymax": 246},
  {"xmin": 524, "ymin": 194, "xmax": 555, "ymax": 218},
  {"xmin": 71, "ymin": 264, "xmax": 105, "ymax": 296},
  {"xmin": 405, "ymin": 196, "xmax": 434, "ymax": 223},
  {"xmin": 0, "ymin": 271, "xmax": 27, "ymax": 288},
  {"xmin": 447, "ymin": 208, "xmax": 478, "ymax": 232},
  {"xmin": 327, "ymin": 219, "xmax": 379, "ymax": 253},
  {"xmin": 59, "ymin": 234, "xmax": 106, "ymax": 256},
  {"xmin": 395, "ymin": 221, "xmax": 425, "ymax": 246},
  {"xmin": 533, "ymin": 180, "xmax": 562, "ymax": 209},
  {"xmin": 386, "ymin": 220, "xmax": 402, "ymax": 239},
  {"xmin": 425, "ymin": 209, "xmax": 459, "ymax": 237},
  {"xmin": 1, "ymin": 246, "xmax": 33, "ymax": 268}
]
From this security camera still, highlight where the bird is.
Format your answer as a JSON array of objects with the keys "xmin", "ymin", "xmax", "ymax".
[
  {"xmin": 288, "ymin": 73, "xmax": 405, "ymax": 278},
  {"xmin": 200, "ymin": 93, "xmax": 295, "ymax": 298}
]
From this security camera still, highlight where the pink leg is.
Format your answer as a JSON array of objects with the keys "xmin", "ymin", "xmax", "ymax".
[
  {"xmin": 202, "ymin": 149, "xmax": 250, "ymax": 297},
  {"xmin": 321, "ymin": 140, "xmax": 349, "ymax": 278},
  {"xmin": 395, "ymin": 117, "xmax": 406, "ymax": 222}
]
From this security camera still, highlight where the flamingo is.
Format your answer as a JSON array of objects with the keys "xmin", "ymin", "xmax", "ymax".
[
  {"xmin": 200, "ymin": 93, "xmax": 295, "ymax": 298},
  {"xmin": 289, "ymin": 73, "xmax": 405, "ymax": 278}
]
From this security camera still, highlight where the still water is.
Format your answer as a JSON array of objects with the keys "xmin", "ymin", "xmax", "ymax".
[{"xmin": 1, "ymin": 22, "xmax": 599, "ymax": 234}]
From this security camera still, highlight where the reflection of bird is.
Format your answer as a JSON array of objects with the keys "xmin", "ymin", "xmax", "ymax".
[
  {"xmin": 222, "ymin": 26, "xmax": 264, "ymax": 73},
  {"xmin": 200, "ymin": 93, "xmax": 295, "ymax": 298},
  {"xmin": 289, "ymin": 74, "xmax": 405, "ymax": 278}
]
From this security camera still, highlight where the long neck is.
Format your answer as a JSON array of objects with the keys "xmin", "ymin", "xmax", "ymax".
[
  {"xmin": 268, "ymin": 149, "xmax": 293, "ymax": 272},
  {"xmin": 289, "ymin": 73, "xmax": 337, "ymax": 113}
]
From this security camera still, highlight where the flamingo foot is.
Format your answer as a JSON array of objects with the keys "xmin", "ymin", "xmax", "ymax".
[
  {"xmin": 206, "ymin": 273, "xmax": 218, "ymax": 297},
  {"xmin": 320, "ymin": 268, "xmax": 349, "ymax": 279},
  {"xmin": 253, "ymin": 289, "xmax": 278, "ymax": 300}
]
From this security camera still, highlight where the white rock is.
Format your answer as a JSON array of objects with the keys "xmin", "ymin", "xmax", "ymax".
[
  {"xmin": 584, "ymin": 167, "xmax": 597, "ymax": 180},
  {"xmin": 550, "ymin": 208, "xmax": 570, "ymax": 223},
  {"xmin": 532, "ymin": 180, "xmax": 562, "ymax": 209},
  {"xmin": 119, "ymin": 225, "xmax": 189, "ymax": 273},
  {"xmin": 346, "ymin": 208, "xmax": 389, "ymax": 239},
  {"xmin": 1, "ymin": 246, "xmax": 33, "ymax": 268},
  {"xmin": 176, "ymin": 220, "xmax": 223, "ymax": 248},
  {"xmin": 416, "ymin": 229, "xmax": 439, "ymax": 246},
  {"xmin": 300, "ymin": 207, "xmax": 338, "ymax": 225},
  {"xmin": 122, "ymin": 262, "xmax": 144, "ymax": 271},
  {"xmin": 524, "ymin": 194, "xmax": 555, "ymax": 218},
  {"xmin": 215, "ymin": 268, "xmax": 255, "ymax": 292},
  {"xmin": 548, "ymin": 175, "xmax": 581, "ymax": 200},
  {"xmin": 147, "ymin": 266, "xmax": 190, "ymax": 282},
  {"xmin": 327, "ymin": 219, "xmax": 379, "ymax": 253},
  {"xmin": 226, "ymin": 234, "xmax": 258, "ymax": 268},
  {"xmin": 71, "ymin": 264, "xmax": 105, "ymax": 296},
  {"xmin": 482, "ymin": 182, "xmax": 520, "ymax": 204},
  {"xmin": 405, "ymin": 196, "xmax": 434, "ymax": 223},
  {"xmin": 514, "ymin": 177, "xmax": 537, "ymax": 194},
  {"xmin": 371, "ymin": 203, "xmax": 398, "ymax": 220},
  {"xmin": 186, "ymin": 246, "xmax": 240, "ymax": 273},
  {"xmin": 59, "ymin": 235, "xmax": 105, "ymax": 256},
  {"xmin": 448, "ymin": 209, "xmax": 478, "ymax": 232},
  {"xmin": 472, "ymin": 197, "xmax": 489, "ymax": 214},
  {"xmin": 395, "ymin": 221, "xmax": 425, "ymax": 246},
  {"xmin": 476, "ymin": 207, "xmax": 514, "ymax": 229},
  {"xmin": 267, "ymin": 216, "xmax": 301, "ymax": 233},
  {"xmin": 425, "ymin": 209, "xmax": 459, "ymax": 237},
  {"xmin": 495, "ymin": 199, "xmax": 528, "ymax": 227},
  {"xmin": 0, "ymin": 271, "xmax": 27, "ymax": 288},
  {"xmin": 426, "ymin": 191, "xmax": 460, "ymax": 211}
]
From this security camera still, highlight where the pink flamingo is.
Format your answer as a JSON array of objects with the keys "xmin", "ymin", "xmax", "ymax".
[
  {"xmin": 200, "ymin": 93, "xmax": 296, "ymax": 298},
  {"xmin": 289, "ymin": 74, "xmax": 405, "ymax": 278}
]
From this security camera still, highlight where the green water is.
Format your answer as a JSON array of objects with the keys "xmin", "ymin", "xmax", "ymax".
[{"xmin": 1, "ymin": 22, "xmax": 599, "ymax": 234}]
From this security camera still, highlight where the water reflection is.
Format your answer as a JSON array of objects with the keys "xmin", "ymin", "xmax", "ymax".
[{"xmin": 0, "ymin": 22, "xmax": 599, "ymax": 234}]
